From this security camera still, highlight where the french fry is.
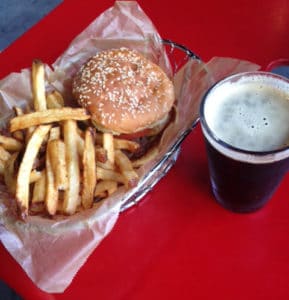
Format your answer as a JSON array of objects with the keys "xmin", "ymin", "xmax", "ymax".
[
  {"xmin": 56, "ymin": 195, "xmax": 64, "ymax": 214},
  {"xmin": 114, "ymin": 138, "xmax": 140, "ymax": 152},
  {"xmin": 132, "ymin": 146, "xmax": 159, "ymax": 168},
  {"xmin": 4, "ymin": 152, "xmax": 18, "ymax": 194},
  {"xmin": 76, "ymin": 131, "xmax": 84, "ymax": 156},
  {"xmin": 0, "ymin": 159, "xmax": 5, "ymax": 175},
  {"xmin": 12, "ymin": 107, "xmax": 24, "ymax": 142},
  {"xmin": 22, "ymin": 106, "xmax": 36, "ymax": 143},
  {"xmin": 63, "ymin": 120, "xmax": 80, "ymax": 215},
  {"xmin": 45, "ymin": 141, "xmax": 59, "ymax": 215},
  {"xmin": 13, "ymin": 106, "xmax": 24, "ymax": 116},
  {"xmin": 9, "ymin": 107, "xmax": 89, "ymax": 132},
  {"xmin": 95, "ymin": 145, "xmax": 107, "ymax": 163},
  {"xmin": 15, "ymin": 125, "xmax": 51, "ymax": 216},
  {"xmin": 96, "ymin": 160, "xmax": 115, "ymax": 170},
  {"xmin": 0, "ymin": 134, "xmax": 23, "ymax": 151},
  {"xmin": 32, "ymin": 59, "xmax": 47, "ymax": 111},
  {"xmin": 47, "ymin": 139, "xmax": 67, "ymax": 190},
  {"xmin": 95, "ymin": 133, "xmax": 140, "ymax": 153},
  {"xmin": 115, "ymin": 150, "xmax": 139, "ymax": 188},
  {"xmin": 46, "ymin": 90, "xmax": 64, "ymax": 109},
  {"xmin": 25, "ymin": 125, "xmax": 36, "ymax": 144},
  {"xmin": 94, "ymin": 180, "xmax": 118, "ymax": 198},
  {"xmin": 0, "ymin": 145, "xmax": 11, "ymax": 161},
  {"xmin": 96, "ymin": 166, "xmax": 125, "ymax": 184},
  {"xmin": 32, "ymin": 172, "xmax": 46, "ymax": 203},
  {"xmin": 103, "ymin": 132, "xmax": 114, "ymax": 165},
  {"xmin": 12, "ymin": 107, "xmax": 25, "ymax": 141},
  {"xmin": 82, "ymin": 129, "xmax": 96, "ymax": 209},
  {"xmin": 29, "ymin": 170, "xmax": 43, "ymax": 183},
  {"xmin": 12, "ymin": 130, "xmax": 24, "ymax": 142},
  {"xmin": 49, "ymin": 126, "xmax": 61, "ymax": 140}
]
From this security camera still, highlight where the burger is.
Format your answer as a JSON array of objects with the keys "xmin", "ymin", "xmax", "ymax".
[{"xmin": 72, "ymin": 47, "xmax": 175, "ymax": 158}]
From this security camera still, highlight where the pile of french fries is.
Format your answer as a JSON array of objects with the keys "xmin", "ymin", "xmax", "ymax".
[{"xmin": 0, "ymin": 59, "xmax": 158, "ymax": 218}]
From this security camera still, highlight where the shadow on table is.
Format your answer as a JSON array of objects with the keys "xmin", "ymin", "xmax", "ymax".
[
  {"xmin": 0, "ymin": 0, "xmax": 62, "ymax": 51},
  {"xmin": 0, "ymin": 280, "xmax": 23, "ymax": 300}
]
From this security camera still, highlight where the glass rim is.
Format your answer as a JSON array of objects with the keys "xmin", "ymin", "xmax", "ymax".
[{"xmin": 199, "ymin": 71, "xmax": 289, "ymax": 157}]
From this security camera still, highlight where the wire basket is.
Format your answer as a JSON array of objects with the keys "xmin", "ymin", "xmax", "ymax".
[
  {"xmin": 120, "ymin": 40, "xmax": 204, "ymax": 212},
  {"xmin": 162, "ymin": 39, "xmax": 201, "ymax": 72}
]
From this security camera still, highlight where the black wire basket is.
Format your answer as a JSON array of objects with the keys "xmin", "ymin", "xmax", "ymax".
[{"xmin": 120, "ymin": 39, "xmax": 206, "ymax": 212}]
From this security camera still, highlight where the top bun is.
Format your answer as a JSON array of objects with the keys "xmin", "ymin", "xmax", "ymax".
[{"xmin": 72, "ymin": 48, "xmax": 175, "ymax": 134}]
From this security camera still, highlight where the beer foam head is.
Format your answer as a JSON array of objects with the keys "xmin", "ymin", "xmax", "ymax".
[{"xmin": 201, "ymin": 72, "xmax": 289, "ymax": 163}]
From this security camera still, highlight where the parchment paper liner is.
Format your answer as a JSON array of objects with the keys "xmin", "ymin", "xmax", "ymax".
[{"xmin": 0, "ymin": 1, "xmax": 260, "ymax": 293}]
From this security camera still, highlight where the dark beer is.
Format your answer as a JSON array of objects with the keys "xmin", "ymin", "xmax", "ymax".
[
  {"xmin": 200, "ymin": 72, "xmax": 289, "ymax": 212},
  {"xmin": 205, "ymin": 140, "xmax": 289, "ymax": 212}
]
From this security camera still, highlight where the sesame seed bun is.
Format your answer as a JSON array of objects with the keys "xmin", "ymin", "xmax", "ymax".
[{"xmin": 72, "ymin": 48, "xmax": 175, "ymax": 135}]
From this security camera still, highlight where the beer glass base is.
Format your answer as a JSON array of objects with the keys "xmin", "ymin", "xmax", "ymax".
[
  {"xmin": 211, "ymin": 184, "xmax": 268, "ymax": 213},
  {"xmin": 213, "ymin": 195, "xmax": 265, "ymax": 213}
]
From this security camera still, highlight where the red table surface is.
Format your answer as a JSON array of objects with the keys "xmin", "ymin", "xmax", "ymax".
[{"xmin": 1, "ymin": 0, "xmax": 289, "ymax": 299}]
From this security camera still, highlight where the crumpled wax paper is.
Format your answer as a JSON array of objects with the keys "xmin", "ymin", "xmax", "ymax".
[{"xmin": 0, "ymin": 0, "xmax": 260, "ymax": 293}]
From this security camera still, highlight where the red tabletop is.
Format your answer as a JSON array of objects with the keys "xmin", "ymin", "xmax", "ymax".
[{"xmin": 1, "ymin": 0, "xmax": 289, "ymax": 299}]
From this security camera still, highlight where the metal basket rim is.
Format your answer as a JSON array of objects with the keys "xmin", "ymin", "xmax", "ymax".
[{"xmin": 161, "ymin": 39, "xmax": 201, "ymax": 61}]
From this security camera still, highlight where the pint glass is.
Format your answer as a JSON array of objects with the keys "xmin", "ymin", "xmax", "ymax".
[{"xmin": 200, "ymin": 72, "xmax": 289, "ymax": 213}]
